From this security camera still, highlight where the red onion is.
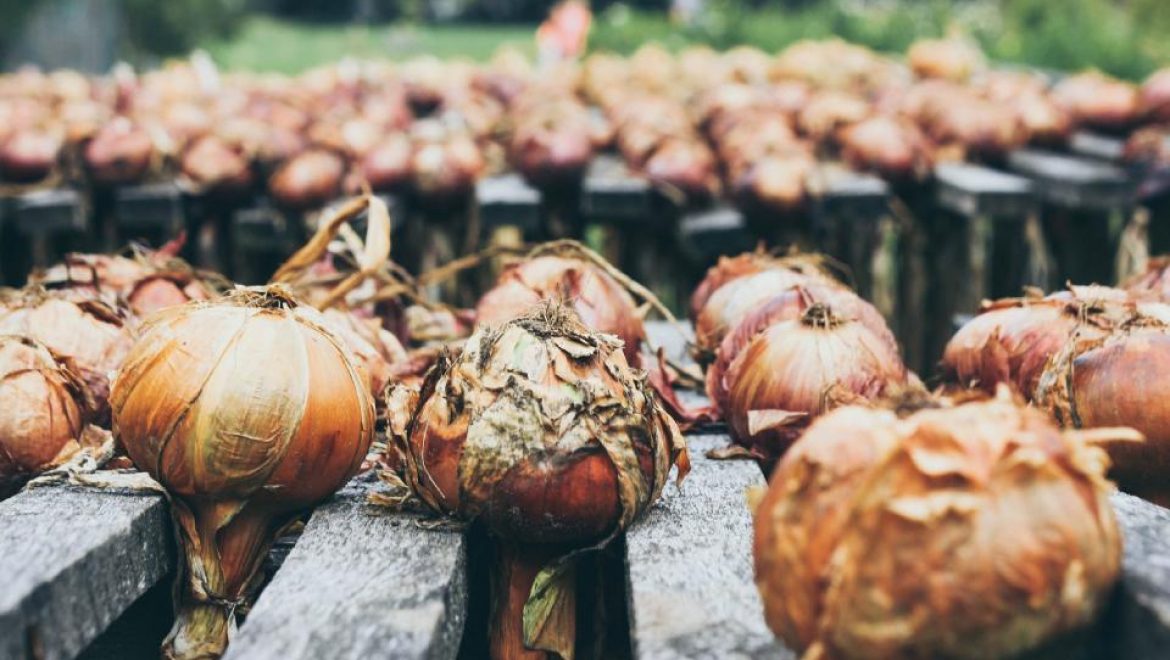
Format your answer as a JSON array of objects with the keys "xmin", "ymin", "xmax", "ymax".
[
  {"xmin": 725, "ymin": 303, "xmax": 908, "ymax": 464},
  {"xmin": 839, "ymin": 116, "xmax": 933, "ymax": 180},
  {"xmin": 268, "ymin": 149, "xmax": 345, "ymax": 211},
  {"xmin": 179, "ymin": 135, "xmax": 254, "ymax": 197},
  {"xmin": 355, "ymin": 134, "xmax": 413, "ymax": 193},
  {"xmin": 0, "ymin": 128, "xmax": 63, "ymax": 183},
  {"xmin": 84, "ymin": 118, "xmax": 154, "ymax": 186},
  {"xmin": 1141, "ymin": 68, "xmax": 1170, "ymax": 124}
]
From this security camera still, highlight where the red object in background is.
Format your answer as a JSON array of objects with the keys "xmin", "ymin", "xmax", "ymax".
[{"xmin": 537, "ymin": 1, "xmax": 592, "ymax": 62}]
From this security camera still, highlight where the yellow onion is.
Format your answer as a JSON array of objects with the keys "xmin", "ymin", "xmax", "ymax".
[
  {"xmin": 394, "ymin": 303, "xmax": 687, "ymax": 659},
  {"xmin": 690, "ymin": 251, "xmax": 843, "ymax": 361},
  {"xmin": 0, "ymin": 335, "xmax": 93, "ymax": 496},
  {"xmin": 1035, "ymin": 317, "xmax": 1170, "ymax": 506},
  {"xmin": 725, "ymin": 303, "xmax": 908, "ymax": 465},
  {"xmin": 707, "ymin": 284, "xmax": 895, "ymax": 417},
  {"xmin": 0, "ymin": 289, "xmax": 133, "ymax": 421},
  {"xmin": 754, "ymin": 393, "xmax": 1121, "ymax": 659},
  {"xmin": 941, "ymin": 289, "xmax": 1128, "ymax": 397},
  {"xmin": 111, "ymin": 286, "xmax": 375, "ymax": 660},
  {"xmin": 475, "ymin": 242, "xmax": 651, "ymax": 365}
]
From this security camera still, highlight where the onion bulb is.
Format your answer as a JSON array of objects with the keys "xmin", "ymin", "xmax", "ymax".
[
  {"xmin": 725, "ymin": 303, "xmax": 907, "ymax": 464},
  {"xmin": 0, "ymin": 127, "xmax": 63, "ymax": 184},
  {"xmin": 84, "ymin": 118, "xmax": 154, "ymax": 186},
  {"xmin": 393, "ymin": 303, "xmax": 687, "ymax": 659},
  {"xmin": 690, "ymin": 250, "xmax": 843, "ymax": 362},
  {"xmin": 707, "ymin": 284, "xmax": 895, "ymax": 416},
  {"xmin": 111, "ymin": 286, "xmax": 375, "ymax": 660},
  {"xmin": 0, "ymin": 335, "xmax": 92, "ymax": 496},
  {"xmin": 941, "ymin": 290, "xmax": 1129, "ymax": 397},
  {"xmin": 476, "ymin": 242, "xmax": 648, "ymax": 364},
  {"xmin": 754, "ymin": 393, "xmax": 1121, "ymax": 658},
  {"xmin": 268, "ymin": 149, "xmax": 345, "ymax": 211},
  {"xmin": 1035, "ymin": 318, "xmax": 1170, "ymax": 506},
  {"xmin": 0, "ymin": 289, "xmax": 133, "ymax": 421}
]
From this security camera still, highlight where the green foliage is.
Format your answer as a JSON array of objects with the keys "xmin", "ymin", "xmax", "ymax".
[
  {"xmin": 590, "ymin": 0, "xmax": 1169, "ymax": 81},
  {"xmin": 122, "ymin": 0, "xmax": 251, "ymax": 57}
]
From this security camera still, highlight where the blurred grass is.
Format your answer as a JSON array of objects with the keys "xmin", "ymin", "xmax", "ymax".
[{"xmin": 203, "ymin": 16, "xmax": 534, "ymax": 72}]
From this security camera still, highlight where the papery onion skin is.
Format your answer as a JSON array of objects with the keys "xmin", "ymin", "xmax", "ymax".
[
  {"xmin": 84, "ymin": 119, "xmax": 154, "ymax": 186},
  {"xmin": 397, "ymin": 303, "xmax": 687, "ymax": 544},
  {"xmin": 0, "ymin": 335, "xmax": 91, "ymax": 496},
  {"xmin": 725, "ymin": 305, "xmax": 907, "ymax": 464},
  {"xmin": 693, "ymin": 263, "xmax": 842, "ymax": 361},
  {"xmin": 1035, "ymin": 322, "xmax": 1170, "ymax": 506},
  {"xmin": 707, "ymin": 284, "xmax": 895, "ymax": 416},
  {"xmin": 941, "ymin": 291, "xmax": 1130, "ymax": 398},
  {"xmin": 755, "ymin": 397, "xmax": 1121, "ymax": 659},
  {"xmin": 0, "ymin": 291, "xmax": 133, "ymax": 422},
  {"xmin": 111, "ymin": 287, "xmax": 375, "ymax": 660},
  {"xmin": 475, "ymin": 255, "xmax": 646, "ymax": 364}
]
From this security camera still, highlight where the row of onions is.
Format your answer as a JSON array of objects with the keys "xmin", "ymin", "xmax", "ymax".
[
  {"xmin": 5, "ymin": 40, "xmax": 1168, "ymax": 217},
  {"xmin": 0, "ymin": 185, "xmax": 1162, "ymax": 659}
]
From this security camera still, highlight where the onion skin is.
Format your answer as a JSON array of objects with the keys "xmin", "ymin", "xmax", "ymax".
[
  {"xmin": 941, "ymin": 293, "xmax": 1128, "ymax": 398},
  {"xmin": 268, "ymin": 149, "xmax": 345, "ymax": 211},
  {"xmin": 1141, "ymin": 68, "xmax": 1170, "ymax": 123},
  {"xmin": 84, "ymin": 118, "xmax": 154, "ymax": 186},
  {"xmin": 0, "ymin": 128, "xmax": 62, "ymax": 183},
  {"xmin": 0, "ymin": 336, "xmax": 91, "ymax": 496},
  {"xmin": 754, "ymin": 396, "xmax": 1121, "ymax": 659},
  {"xmin": 0, "ymin": 291, "xmax": 133, "ymax": 423},
  {"xmin": 112, "ymin": 287, "xmax": 375, "ymax": 660},
  {"xmin": 509, "ymin": 112, "xmax": 594, "ymax": 191},
  {"xmin": 642, "ymin": 137, "xmax": 718, "ymax": 203},
  {"xmin": 126, "ymin": 275, "xmax": 213, "ymax": 319},
  {"xmin": 839, "ymin": 116, "xmax": 932, "ymax": 180},
  {"xmin": 357, "ymin": 134, "xmax": 413, "ymax": 193},
  {"xmin": 1053, "ymin": 72, "xmax": 1142, "ymax": 132},
  {"xmin": 475, "ymin": 255, "xmax": 646, "ymax": 364},
  {"xmin": 725, "ymin": 304, "xmax": 907, "ymax": 464},
  {"xmin": 692, "ymin": 257, "xmax": 841, "ymax": 360},
  {"xmin": 1124, "ymin": 256, "xmax": 1170, "ymax": 300},
  {"xmin": 707, "ymin": 284, "xmax": 894, "ymax": 416},
  {"xmin": 907, "ymin": 38, "xmax": 986, "ymax": 82},
  {"xmin": 1035, "ymin": 323, "xmax": 1170, "ymax": 506}
]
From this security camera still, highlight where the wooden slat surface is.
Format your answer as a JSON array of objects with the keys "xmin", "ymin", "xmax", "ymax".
[
  {"xmin": 935, "ymin": 162, "xmax": 1034, "ymax": 218},
  {"xmin": 1007, "ymin": 148, "xmax": 1132, "ymax": 210},
  {"xmin": 476, "ymin": 174, "xmax": 541, "ymax": 231},
  {"xmin": 224, "ymin": 473, "xmax": 467, "ymax": 660},
  {"xmin": 0, "ymin": 486, "xmax": 171, "ymax": 660}
]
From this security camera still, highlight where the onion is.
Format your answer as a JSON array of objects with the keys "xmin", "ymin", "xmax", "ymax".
[
  {"xmin": 839, "ymin": 116, "xmax": 932, "ymax": 180},
  {"xmin": 1035, "ymin": 319, "xmax": 1170, "ymax": 506},
  {"xmin": 796, "ymin": 91, "xmax": 870, "ymax": 145},
  {"xmin": 179, "ymin": 135, "xmax": 254, "ymax": 197},
  {"xmin": 690, "ymin": 251, "xmax": 842, "ymax": 360},
  {"xmin": 355, "ymin": 134, "xmax": 413, "ymax": 193},
  {"xmin": 111, "ymin": 286, "xmax": 375, "ymax": 659},
  {"xmin": 509, "ymin": 107, "xmax": 594, "ymax": 191},
  {"xmin": 394, "ymin": 303, "xmax": 687, "ymax": 659},
  {"xmin": 941, "ymin": 290, "xmax": 1129, "ymax": 397},
  {"xmin": 0, "ymin": 336, "xmax": 92, "ymax": 496},
  {"xmin": 907, "ymin": 38, "xmax": 986, "ymax": 82},
  {"xmin": 319, "ymin": 307, "xmax": 407, "ymax": 396},
  {"xmin": 0, "ymin": 127, "xmax": 63, "ymax": 183},
  {"xmin": 476, "ymin": 244, "xmax": 648, "ymax": 364},
  {"xmin": 84, "ymin": 117, "xmax": 154, "ymax": 186},
  {"xmin": 409, "ymin": 132, "xmax": 485, "ymax": 208},
  {"xmin": 268, "ymin": 149, "xmax": 345, "ymax": 211},
  {"xmin": 0, "ymin": 289, "xmax": 133, "ymax": 422},
  {"xmin": 1141, "ymin": 68, "xmax": 1170, "ymax": 123},
  {"xmin": 1053, "ymin": 72, "xmax": 1142, "ymax": 132},
  {"xmin": 642, "ymin": 137, "xmax": 718, "ymax": 202},
  {"xmin": 754, "ymin": 394, "xmax": 1121, "ymax": 658},
  {"xmin": 725, "ymin": 303, "xmax": 907, "ymax": 464},
  {"xmin": 1123, "ymin": 256, "xmax": 1170, "ymax": 300},
  {"xmin": 707, "ymin": 284, "xmax": 895, "ymax": 416}
]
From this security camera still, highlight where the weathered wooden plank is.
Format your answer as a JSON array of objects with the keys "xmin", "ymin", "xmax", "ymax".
[
  {"xmin": 224, "ymin": 473, "xmax": 467, "ymax": 660},
  {"xmin": 818, "ymin": 165, "xmax": 889, "ymax": 215},
  {"xmin": 676, "ymin": 204, "xmax": 753, "ymax": 262},
  {"xmin": 582, "ymin": 155, "xmax": 654, "ymax": 221},
  {"xmin": 1069, "ymin": 131, "xmax": 1126, "ymax": 163},
  {"xmin": 624, "ymin": 434, "xmax": 791, "ymax": 660},
  {"xmin": 476, "ymin": 174, "xmax": 541, "ymax": 231},
  {"xmin": 935, "ymin": 162, "xmax": 1034, "ymax": 218},
  {"xmin": 1007, "ymin": 148, "xmax": 1132, "ymax": 210},
  {"xmin": 113, "ymin": 182, "xmax": 185, "ymax": 233},
  {"xmin": 1109, "ymin": 491, "xmax": 1170, "ymax": 657},
  {"xmin": 0, "ymin": 486, "xmax": 171, "ymax": 660},
  {"xmin": 13, "ymin": 188, "xmax": 88, "ymax": 235}
]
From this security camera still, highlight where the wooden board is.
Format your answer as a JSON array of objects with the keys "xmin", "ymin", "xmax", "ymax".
[
  {"xmin": 224, "ymin": 473, "xmax": 467, "ymax": 660},
  {"xmin": 935, "ymin": 162, "xmax": 1034, "ymax": 218},
  {"xmin": 0, "ymin": 486, "xmax": 171, "ymax": 660},
  {"xmin": 1008, "ymin": 148, "xmax": 1132, "ymax": 210},
  {"xmin": 476, "ymin": 174, "xmax": 541, "ymax": 232}
]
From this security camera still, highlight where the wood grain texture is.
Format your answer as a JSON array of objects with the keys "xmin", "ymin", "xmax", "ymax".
[
  {"xmin": 0, "ymin": 486, "xmax": 171, "ymax": 660},
  {"xmin": 224, "ymin": 472, "xmax": 467, "ymax": 660}
]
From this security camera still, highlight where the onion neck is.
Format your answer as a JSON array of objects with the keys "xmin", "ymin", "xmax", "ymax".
[
  {"xmin": 163, "ymin": 501, "xmax": 281, "ymax": 660},
  {"xmin": 801, "ymin": 302, "xmax": 844, "ymax": 330}
]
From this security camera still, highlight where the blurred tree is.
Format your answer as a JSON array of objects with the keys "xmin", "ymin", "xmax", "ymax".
[{"xmin": 122, "ymin": 0, "xmax": 251, "ymax": 56}]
